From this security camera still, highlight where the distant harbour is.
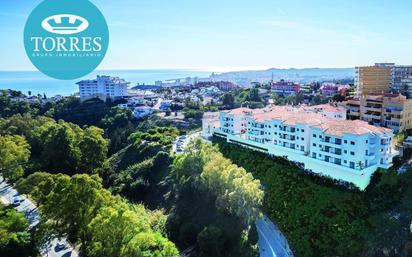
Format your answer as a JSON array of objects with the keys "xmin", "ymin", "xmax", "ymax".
[{"xmin": 0, "ymin": 69, "xmax": 212, "ymax": 97}]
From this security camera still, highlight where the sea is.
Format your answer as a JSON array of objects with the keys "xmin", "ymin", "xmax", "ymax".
[{"xmin": 0, "ymin": 70, "xmax": 213, "ymax": 97}]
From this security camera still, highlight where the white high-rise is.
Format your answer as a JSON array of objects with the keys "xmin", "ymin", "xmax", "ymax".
[{"xmin": 77, "ymin": 75, "xmax": 129, "ymax": 101}]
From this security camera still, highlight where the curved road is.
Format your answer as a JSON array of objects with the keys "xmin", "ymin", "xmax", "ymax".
[{"xmin": 256, "ymin": 217, "xmax": 294, "ymax": 257}]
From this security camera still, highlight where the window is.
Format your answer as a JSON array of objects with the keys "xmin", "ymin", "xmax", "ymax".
[
  {"xmin": 312, "ymin": 152, "xmax": 316, "ymax": 158},
  {"xmin": 344, "ymin": 140, "xmax": 347, "ymax": 144},
  {"xmin": 350, "ymin": 141, "xmax": 355, "ymax": 145},
  {"xmin": 313, "ymin": 143, "xmax": 317, "ymax": 147},
  {"xmin": 350, "ymin": 151, "xmax": 355, "ymax": 156},
  {"xmin": 344, "ymin": 160, "xmax": 347, "ymax": 163},
  {"xmin": 366, "ymin": 140, "xmax": 368, "ymax": 143},
  {"xmin": 301, "ymin": 138, "xmax": 304, "ymax": 141},
  {"xmin": 313, "ymin": 134, "xmax": 317, "ymax": 138},
  {"xmin": 301, "ymin": 129, "xmax": 305, "ymax": 132},
  {"xmin": 349, "ymin": 162, "xmax": 355, "ymax": 169},
  {"xmin": 344, "ymin": 150, "xmax": 347, "ymax": 154}
]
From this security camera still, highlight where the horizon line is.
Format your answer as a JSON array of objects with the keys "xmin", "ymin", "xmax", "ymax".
[{"xmin": 0, "ymin": 66, "xmax": 356, "ymax": 74}]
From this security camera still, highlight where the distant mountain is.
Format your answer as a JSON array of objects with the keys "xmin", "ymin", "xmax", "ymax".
[{"xmin": 208, "ymin": 67, "xmax": 355, "ymax": 86}]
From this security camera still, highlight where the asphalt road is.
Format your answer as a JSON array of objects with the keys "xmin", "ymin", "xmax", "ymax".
[
  {"xmin": 173, "ymin": 131, "xmax": 201, "ymax": 153},
  {"xmin": 0, "ymin": 177, "xmax": 78, "ymax": 257},
  {"xmin": 256, "ymin": 217, "xmax": 294, "ymax": 257}
]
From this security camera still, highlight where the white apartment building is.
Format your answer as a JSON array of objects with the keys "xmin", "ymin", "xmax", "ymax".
[
  {"xmin": 202, "ymin": 112, "xmax": 220, "ymax": 138},
  {"xmin": 207, "ymin": 106, "xmax": 397, "ymax": 190},
  {"xmin": 77, "ymin": 75, "xmax": 129, "ymax": 101}
]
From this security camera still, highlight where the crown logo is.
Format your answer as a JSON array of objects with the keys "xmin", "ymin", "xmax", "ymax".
[{"xmin": 41, "ymin": 14, "xmax": 89, "ymax": 35}]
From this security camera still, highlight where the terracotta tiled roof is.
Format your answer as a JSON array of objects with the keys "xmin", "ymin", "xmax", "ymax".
[{"xmin": 244, "ymin": 105, "xmax": 392, "ymax": 137}]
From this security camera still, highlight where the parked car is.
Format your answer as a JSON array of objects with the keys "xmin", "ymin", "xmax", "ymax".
[
  {"xmin": 55, "ymin": 242, "xmax": 67, "ymax": 251},
  {"xmin": 12, "ymin": 197, "xmax": 24, "ymax": 206}
]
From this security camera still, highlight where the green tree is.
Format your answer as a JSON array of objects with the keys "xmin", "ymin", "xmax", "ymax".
[
  {"xmin": 0, "ymin": 206, "xmax": 35, "ymax": 257},
  {"xmin": 78, "ymin": 126, "xmax": 109, "ymax": 173},
  {"xmin": 86, "ymin": 204, "xmax": 150, "ymax": 257},
  {"xmin": 120, "ymin": 232, "xmax": 179, "ymax": 257},
  {"xmin": 200, "ymin": 146, "xmax": 263, "ymax": 224},
  {"xmin": 332, "ymin": 93, "xmax": 345, "ymax": 102},
  {"xmin": 36, "ymin": 121, "xmax": 82, "ymax": 173},
  {"xmin": 32, "ymin": 174, "xmax": 115, "ymax": 243},
  {"xmin": 173, "ymin": 139, "xmax": 263, "ymax": 225},
  {"xmin": 222, "ymin": 93, "xmax": 235, "ymax": 107},
  {"xmin": 197, "ymin": 226, "xmax": 226, "ymax": 257},
  {"xmin": 0, "ymin": 135, "xmax": 30, "ymax": 181},
  {"xmin": 87, "ymin": 204, "xmax": 178, "ymax": 257},
  {"xmin": 248, "ymin": 88, "xmax": 261, "ymax": 102}
]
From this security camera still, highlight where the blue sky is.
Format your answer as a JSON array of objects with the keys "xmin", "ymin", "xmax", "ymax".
[{"xmin": 1, "ymin": 0, "xmax": 412, "ymax": 71}]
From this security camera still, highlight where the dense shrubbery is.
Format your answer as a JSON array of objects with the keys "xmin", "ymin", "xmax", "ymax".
[
  {"xmin": 128, "ymin": 127, "xmax": 179, "ymax": 150},
  {"xmin": 214, "ymin": 137, "xmax": 366, "ymax": 256},
  {"xmin": 213, "ymin": 136, "xmax": 412, "ymax": 257}
]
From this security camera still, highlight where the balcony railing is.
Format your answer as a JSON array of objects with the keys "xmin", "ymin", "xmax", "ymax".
[
  {"xmin": 321, "ymin": 138, "xmax": 342, "ymax": 145},
  {"xmin": 321, "ymin": 148, "xmax": 342, "ymax": 155},
  {"xmin": 279, "ymin": 135, "xmax": 296, "ymax": 141},
  {"xmin": 279, "ymin": 127, "xmax": 296, "ymax": 133}
]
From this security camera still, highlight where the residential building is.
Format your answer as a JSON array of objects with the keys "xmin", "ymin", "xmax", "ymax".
[
  {"xmin": 341, "ymin": 99, "xmax": 361, "ymax": 120},
  {"xmin": 159, "ymin": 100, "xmax": 173, "ymax": 110},
  {"xmin": 341, "ymin": 93, "xmax": 412, "ymax": 132},
  {"xmin": 202, "ymin": 112, "xmax": 220, "ymax": 138},
  {"xmin": 320, "ymin": 83, "xmax": 339, "ymax": 96},
  {"xmin": 320, "ymin": 83, "xmax": 351, "ymax": 96},
  {"xmin": 392, "ymin": 66, "xmax": 412, "ymax": 97},
  {"xmin": 133, "ymin": 106, "xmax": 152, "ymax": 119},
  {"xmin": 127, "ymin": 97, "xmax": 146, "ymax": 106},
  {"xmin": 355, "ymin": 63, "xmax": 394, "ymax": 96},
  {"xmin": 270, "ymin": 80, "xmax": 300, "ymax": 96},
  {"xmin": 309, "ymin": 104, "xmax": 347, "ymax": 120},
  {"xmin": 208, "ymin": 106, "xmax": 397, "ymax": 190},
  {"xmin": 77, "ymin": 75, "xmax": 129, "ymax": 101}
]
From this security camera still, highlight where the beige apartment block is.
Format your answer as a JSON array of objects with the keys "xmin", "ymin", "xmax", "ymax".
[
  {"xmin": 355, "ymin": 63, "xmax": 393, "ymax": 96},
  {"xmin": 342, "ymin": 93, "xmax": 412, "ymax": 132}
]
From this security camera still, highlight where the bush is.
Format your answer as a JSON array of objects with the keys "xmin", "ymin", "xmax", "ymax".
[{"xmin": 197, "ymin": 226, "xmax": 226, "ymax": 257}]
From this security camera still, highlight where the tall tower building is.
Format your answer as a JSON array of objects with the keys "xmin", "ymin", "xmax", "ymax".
[
  {"xmin": 392, "ymin": 66, "xmax": 412, "ymax": 98},
  {"xmin": 355, "ymin": 63, "xmax": 394, "ymax": 96}
]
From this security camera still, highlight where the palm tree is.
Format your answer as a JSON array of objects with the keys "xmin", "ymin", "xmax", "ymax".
[{"xmin": 356, "ymin": 161, "xmax": 364, "ymax": 170}]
